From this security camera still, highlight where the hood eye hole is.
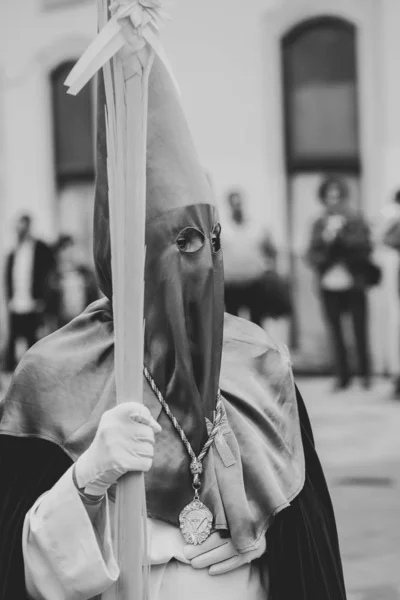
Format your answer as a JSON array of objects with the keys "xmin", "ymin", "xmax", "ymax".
[
  {"xmin": 211, "ymin": 223, "xmax": 222, "ymax": 253},
  {"xmin": 176, "ymin": 227, "xmax": 205, "ymax": 254}
]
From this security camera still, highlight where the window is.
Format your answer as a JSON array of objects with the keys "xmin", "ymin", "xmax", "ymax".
[
  {"xmin": 51, "ymin": 61, "xmax": 95, "ymax": 184},
  {"xmin": 282, "ymin": 17, "xmax": 360, "ymax": 173}
]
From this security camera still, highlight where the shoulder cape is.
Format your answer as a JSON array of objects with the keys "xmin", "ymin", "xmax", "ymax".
[{"xmin": 0, "ymin": 301, "xmax": 346, "ymax": 599}]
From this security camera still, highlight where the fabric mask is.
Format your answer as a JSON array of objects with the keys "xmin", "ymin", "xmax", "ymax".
[{"xmin": 93, "ymin": 57, "xmax": 225, "ymax": 516}]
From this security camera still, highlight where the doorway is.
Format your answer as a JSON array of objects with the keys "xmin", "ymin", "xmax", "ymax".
[{"xmin": 281, "ymin": 17, "xmax": 361, "ymax": 373}]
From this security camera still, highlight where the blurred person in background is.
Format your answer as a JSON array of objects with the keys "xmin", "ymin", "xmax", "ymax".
[
  {"xmin": 4, "ymin": 214, "xmax": 55, "ymax": 373},
  {"xmin": 380, "ymin": 189, "xmax": 400, "ymax": 399},
  {"xmin": 306, "ymin": 177, "xmax": 380, "ymax": 391},
  {"xmin": 54, "ymin": 235, "xmax": 99, "ymax": 328},
  {"xmin": 223, "ymin": 190, "xmax": 290, "ymax": 326}
]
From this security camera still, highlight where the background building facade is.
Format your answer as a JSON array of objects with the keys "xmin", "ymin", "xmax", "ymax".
[{"xmin": 1, "ymin": 0, "xmax": 400, "ymax": 374}]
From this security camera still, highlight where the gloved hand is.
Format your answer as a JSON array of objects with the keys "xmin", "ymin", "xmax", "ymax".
[
  {"xmin": 183, "ymin": 531, "xmax": 267, "ymax": 576},
  {"xmin": 75, "ymin": 403, "xmax": 162, "ymax": 497}
]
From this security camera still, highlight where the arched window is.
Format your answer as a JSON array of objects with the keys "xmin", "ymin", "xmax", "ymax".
[
  {"xmin": 50, "ymin": 61, "xmax": 96, "ymax": 268},
  {"xmin": 282, "ymin": 17, "xmax": 360, "ymax": 173},
  {"xmin": 51, "ymin": 61, "xmax": 95, "ymax": 185}
]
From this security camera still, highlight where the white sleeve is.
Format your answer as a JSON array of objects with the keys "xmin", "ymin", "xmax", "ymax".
[{"xmin": 23, "ymin": 466, "xmax": 119, "ymax": 600}]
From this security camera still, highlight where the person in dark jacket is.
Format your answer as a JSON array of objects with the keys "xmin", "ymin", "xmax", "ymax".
[
  {"xmin": 5, "ymin": 214, "xmax": 55, "ymax": 372},
  {"xmin": 307, "ymin": 177, "xmax": 373, "ymax": 390}
]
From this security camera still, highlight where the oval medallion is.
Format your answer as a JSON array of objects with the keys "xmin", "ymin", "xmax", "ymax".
[{"xmin": 179, "ymin": 499, "xmax": 213, "ymax": 545}]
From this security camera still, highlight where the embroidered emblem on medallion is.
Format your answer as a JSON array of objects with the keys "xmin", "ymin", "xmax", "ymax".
[{"xmin": 179, "ymin": 499, "xmax": 213, "ymax": 545}]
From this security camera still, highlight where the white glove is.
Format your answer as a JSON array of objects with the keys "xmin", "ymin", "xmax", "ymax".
[
  {"xmin": 183, "ymin": 531, "xmax": 267, "ymax": 576},
  {"xmin": 75, "ymin": 403, "xmax": 162, "ymax": 497}
]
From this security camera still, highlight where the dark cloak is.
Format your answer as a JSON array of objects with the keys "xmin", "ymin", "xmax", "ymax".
[
  {"xmin": 0, "ymin": 311, "xmax": 346, "ymax": 600},
  {"xmin": 0, "ymin": 389, "xmax": 347, "ymax": 600}
]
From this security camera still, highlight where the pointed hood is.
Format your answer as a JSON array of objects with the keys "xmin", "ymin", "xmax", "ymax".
[
  {"xmin": 94, "ymin": 56, "xmax": 224, "ymax": 482},
  {"xmin": 94, "ymin": 57, "xmax": 219, "ymax": 297}
]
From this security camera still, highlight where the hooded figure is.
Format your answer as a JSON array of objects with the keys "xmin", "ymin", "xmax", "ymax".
[{"xmin": 0, "ymin": 47, "xmax": 346, "ymax": 600}]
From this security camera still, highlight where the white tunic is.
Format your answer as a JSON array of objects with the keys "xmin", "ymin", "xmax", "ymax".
[{"xmin": 23, "ymin": 468, "xmax": 269, "ymax": 600}]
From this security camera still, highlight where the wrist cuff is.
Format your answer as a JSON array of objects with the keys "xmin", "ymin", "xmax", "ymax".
[{"xmin": 72, "ymin": 464, "xmax": 106, "ymax": 505}]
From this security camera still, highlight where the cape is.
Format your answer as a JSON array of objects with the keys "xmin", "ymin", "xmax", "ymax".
[{"xmin": 0, "ymin": 303, "xmax": 347, "ymax": 600}]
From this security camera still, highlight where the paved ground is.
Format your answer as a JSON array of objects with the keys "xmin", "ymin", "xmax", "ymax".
[{"xmin": 299, "ymin": 377, "xmax": 400, "ymax": 600}]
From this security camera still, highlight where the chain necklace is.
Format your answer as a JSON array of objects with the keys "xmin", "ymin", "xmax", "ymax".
[{"xmin": 143, "ymin": 366, "xmax": 224, "ymax": 545}]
